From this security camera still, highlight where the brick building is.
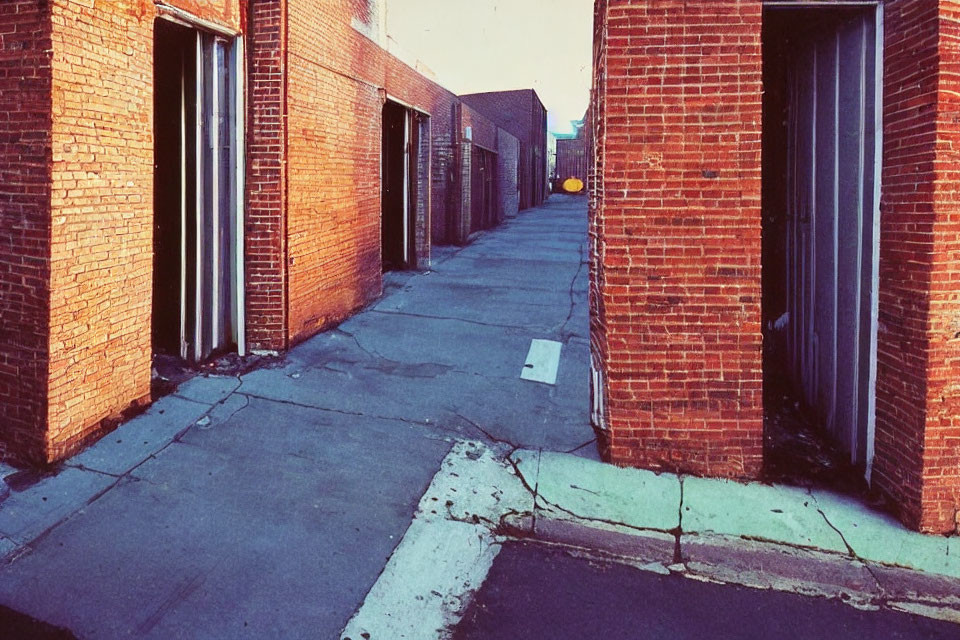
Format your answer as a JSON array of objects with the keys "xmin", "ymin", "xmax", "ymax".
[
  {"xmin": 554, "ymin": 114, "xmax": 588, "ymax": 193},
  {"xmin": 460, "ymin": 89, "xmax": 549, "ymax": 210},
  {"xmin": 0, "ymin": 0, "xmax": 526, "ymax": 467},
  {"xmin": 589, "ymin": 0, "xmax": 960, "ymax": 534}
]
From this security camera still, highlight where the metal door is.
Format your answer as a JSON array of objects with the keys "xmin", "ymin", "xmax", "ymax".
[
  {"xmin": 784, "ymin": 8, "xmax": 881, "ymax": 469},
  {"xmin": 186, "ymin": 31, "xmax": 245, "ymax": 362}
]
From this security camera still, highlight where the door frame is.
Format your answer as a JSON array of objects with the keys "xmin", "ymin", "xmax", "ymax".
[
  {"xmin": 156, "ymin": 5, "xmax": 246, "ymax": 360},
  {"xmin": 763, "ymin": 0, "xmax": 883, "ymax": 481}
]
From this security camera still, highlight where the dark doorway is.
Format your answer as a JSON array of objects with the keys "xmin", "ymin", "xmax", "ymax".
[
  {"xmin": 152, "ymin": 19, "xmax": 244, "ymax": 364},
  {"xmin": 762, "ymin": 4, "xmax": 881, "ymax": 483},
  {"xmin": 381, "ymin": 100, "xmax": 417, "ymax": 271},
  {"xmin": 153, "ymin": 19, "xmax": 197, "ymax": 358},
  {"xmin": 470, "ymin": 145, "xmax": 497, "ymax": 234}
]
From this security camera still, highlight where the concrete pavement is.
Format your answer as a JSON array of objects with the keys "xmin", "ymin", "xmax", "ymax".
[
  {"xmin": 1, "ymin": 194, "xmax": 958, "ymax": 638},
  {"xmin": 0, "ymin": 195, "xmax": 592, "ymax": 638}
]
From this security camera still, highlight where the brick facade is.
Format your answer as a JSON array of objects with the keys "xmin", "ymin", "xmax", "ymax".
[
  {"xmin": 0, "ymin": 0, "xmax": 53, "ymax": 464},
  {"xmin": 590, "ymin": 0, "xmax": 764, "ymax": 479},
  {"xmin": 0, "ymin": 0, "xmax": 528, "ymax": 467},
  {"xmin": 555, "ymin": 127, "xmax": 588, "ymax": 190},
  {"xmin": 872, "ymin": 0, "xmax": 960, "ymax": 533},
  {"xmin": 459, "ymin": 89, "xmax": 549, "ymax": 211},
  {"xmin": 591, "ymin": 0, "xmax": 960, "ymax": 533},
  {"xmin": 246, "ymin": 0, "xmax": 289, "ymax": 352},
  {"xmin": 496, "ymin": 128, "xmax": 520, "ymax": 223}
]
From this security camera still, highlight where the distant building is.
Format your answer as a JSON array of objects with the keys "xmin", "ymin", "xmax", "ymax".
[
  {"xmin": 554, "ymin": 114, "xmax": 588, "ymax": 193},
  {"xmin": 459, "ymin": 90, "xmax": 549, "ymax": 210}
]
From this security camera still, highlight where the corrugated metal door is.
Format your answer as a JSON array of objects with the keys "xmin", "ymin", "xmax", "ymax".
[{"xmin": 785, "ymin": 9, "xmax": 880, "ymax": 468}]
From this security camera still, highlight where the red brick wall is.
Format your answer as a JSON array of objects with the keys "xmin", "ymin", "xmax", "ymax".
[
  {"xmin": 589, "ymin": 0, "xmax": 764, "ymax": 479},
  {"xmin": 589, "ymin": 0, "xmax": 610, "ymax": 443},
  {"xmin": 870, "ymin": 0, "xmax": 960, "ymax": 534},
  {"xmin": 1, "ymin": 0, "xmax": 242, "ymax": 464},
  {"xmin": 922, "ymin": 0, "xmax": 960, "ymax": 535},
  {"xmin": 44, "ymin": 0, "xmax": 155, "ymax": 461},
  {"xmin": 246, "ymin": 0, "xmax": 288, "ymax": 352},
  {"xmin": 279, "ymin": 0, "xmax": 467, "ymax": 343},
  {"xmin": 0, "ymin": 0, "xmax": 53, "ymax": 464}
]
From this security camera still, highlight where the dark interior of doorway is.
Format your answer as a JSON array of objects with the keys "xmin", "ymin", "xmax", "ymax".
[
  {"xmin": 153, "ymin": 19, "xmax": 197, "ymax": 360},
  {"xmin": 381, "ymin": 100, "xmax": 415, "ymax": 271},
  {"xmin": 761, "ymin": 7, "xmax": 870, "ymax": 497},
  {"xmin": 470, "ymin": 146, "xmax": 497, "ymax": 234}
]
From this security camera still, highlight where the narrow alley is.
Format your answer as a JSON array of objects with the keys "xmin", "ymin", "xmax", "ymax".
[{"xmin": 0, "ymin": 196, "xmax": 591, "ymax": 639}]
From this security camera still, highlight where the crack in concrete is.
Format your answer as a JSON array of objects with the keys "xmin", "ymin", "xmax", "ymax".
[
  {"xmin": 808, "ymin": 491, "xmax": 887, "ymax": 597},
  {"xmin": 236, "ymin": 392, "xmax": 468, "ymax": 445},
  {"xmin": 447, "ymin": 413, "xmax": 531, "ymax": 453},
  {"xmin": 559, "ymin": 241, "xmax": 587, "ymax": 341},
  {"xmin": 564, "ymin": 438, "xmax": 597, "ymax": 454},
  {"xmin": 675, "ymin": 477, "xmax": 685, "ymax": 564},
  {"xmin": 368, "ymin": 309, "xmax": 535, "ymax": 332}
]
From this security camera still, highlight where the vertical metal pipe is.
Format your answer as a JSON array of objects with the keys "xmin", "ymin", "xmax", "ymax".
[
  {"xmin": 864, "ymin": 3, "xmax": 884, "ymax": 483},
  {"xmin": 402, "ymin": 110, "xmax": 410, "ymax": 266},
  {"xmin": 180, "ymin": 49, "xmax": 188, "ymax": 361},
  {"xmin": 210, "ymin": 39, "xmax": 221, "ymax": 350},
  {"xmin": 233, "ymin": 36, "xmax": 246, "ymax": 356},
  {"xmin": 194, "ymin": 30, "xmax": 204, "ymax": 362}
]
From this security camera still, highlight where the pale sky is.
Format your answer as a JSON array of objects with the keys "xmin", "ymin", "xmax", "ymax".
[{"xmin": 385, "ymin": 0, "xmax": 593, "ymax": 135}]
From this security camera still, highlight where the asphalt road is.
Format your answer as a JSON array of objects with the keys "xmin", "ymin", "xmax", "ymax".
[{"xmin": 454, "ymin": 542, "xmax": 960, "ymax": 640}]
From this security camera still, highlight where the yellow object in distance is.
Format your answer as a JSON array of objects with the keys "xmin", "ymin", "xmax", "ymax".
[{"xmin": 562, "ymin": 177, "xmax": 584, "ymax": 193}]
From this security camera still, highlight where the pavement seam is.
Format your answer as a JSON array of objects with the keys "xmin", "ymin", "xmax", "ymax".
[
  {"xmin": 558, "ymin": 240, "xmax": 586, "ymax": 342},
  {"xmin": 807, "ymin": 489, "xmax": 888, "ymax": 599},
  {"xmin": 1, "ymin": 378, "xmax": 245, "ymax": 566},
  {"xmin": 368, "ymin": 308, "xmax": 535, "ymax": 331}
]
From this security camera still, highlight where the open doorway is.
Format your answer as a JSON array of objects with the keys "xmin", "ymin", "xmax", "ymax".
[
  {"xmin": 381, "ymin": 100, "xmax": 418, "ymax": 271},
  {"xmin": 470, "ymin": 145, "xmax": 497, "ymax": 234},
  {"xmin": 762, "ymin": 3, "xmax": 882, "ymax": 486},
  {"xmin": 153, "ymin": 18, "xmax": 245, "ymax": 365}
]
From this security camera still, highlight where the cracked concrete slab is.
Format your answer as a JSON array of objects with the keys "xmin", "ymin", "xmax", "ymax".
[
  {"xmin": 810, "ymin": 489, "xmax": 960, "ymax": 578},
  {"xmin": 681, "ymin": 477, "xmax": 849, "ymax": 553},
  {"xmin": 335, "ymin": 312, "xmax": 536, "ymax": 379},
  {"xmin": 341, "ymin": 518, "xmax": 499, "ymax": 640},
  {"xmin": 525, "ymin": 451, "xmax": 681, "ymax": 534},
  {"xmin": 68, "ymin": 395, "xmax": 212, "ymax": 476},
  {"xmin": 173, "ymin": 374, "xmax": 241, "ymax": 404},
  {"xmin": 0, "ymin": 467, "xmax": 116, "ymax": 545},
  {"xmin": 0, "ymin": 398, "xmax": 452, "ymax": 639},
  {"xmin": 418, "ymin": 442, "xmax": 534, "ymax": 526},
  {"xmin": 239, "ymin": 355, "xmax": 589, "ymax": 452},
  {"xmin": 372, "ymin": 282, "xmax": 572, "ymax": 334},
  {"xmin": 681, "ymin": 537, "xmax": 882, "ymax": 606}
]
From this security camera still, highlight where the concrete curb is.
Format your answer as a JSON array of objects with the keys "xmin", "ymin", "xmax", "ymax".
[{"xmin": 513, "ymin": 513, "xmax": 960, "ymax": 624}]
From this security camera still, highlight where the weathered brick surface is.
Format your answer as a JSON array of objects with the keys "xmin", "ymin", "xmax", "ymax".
[
  {"xmin": 922, "ymin": 0, "xmax": 960, "ymax": 534},
  {"xmin": 591, "ymin": 0, "xmax": 960, "ymax": 532},
  {"xmin": 0, "ymin": 0, "xmax": 528, "ymax": 466},
  {"xmin": 44, "ymin": 0, "xmax": 156, "ymax": 461},
  {"xmin": 0, "ymin": 0, "xmax": 53, "ymax": 464},
  {"xmin": 246, "ymin": 0, "xmax": 288, "ymax": 352},
  {"xmin": 281, "ymin": 0, "xmax": 477, "ymax": 341},
  {"xmin": 496, "ymin": 128, "xmax": 520, "ymax": 223},
  {"xmin": 871, "ymin": 0, "xmax": 960, "ymax": 533},
  {"xmin": 589, "ymin": 0, "xmax": 764, "ymax": 479}
]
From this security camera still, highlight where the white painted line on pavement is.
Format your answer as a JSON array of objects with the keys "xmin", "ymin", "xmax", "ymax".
[
  {"xmin": 340, "ymin": 442, "xmax": 536, "ymax": 640},
  {"xmin": 520, "ymin": 339, "xmax": 562, "ymax": 385}
]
